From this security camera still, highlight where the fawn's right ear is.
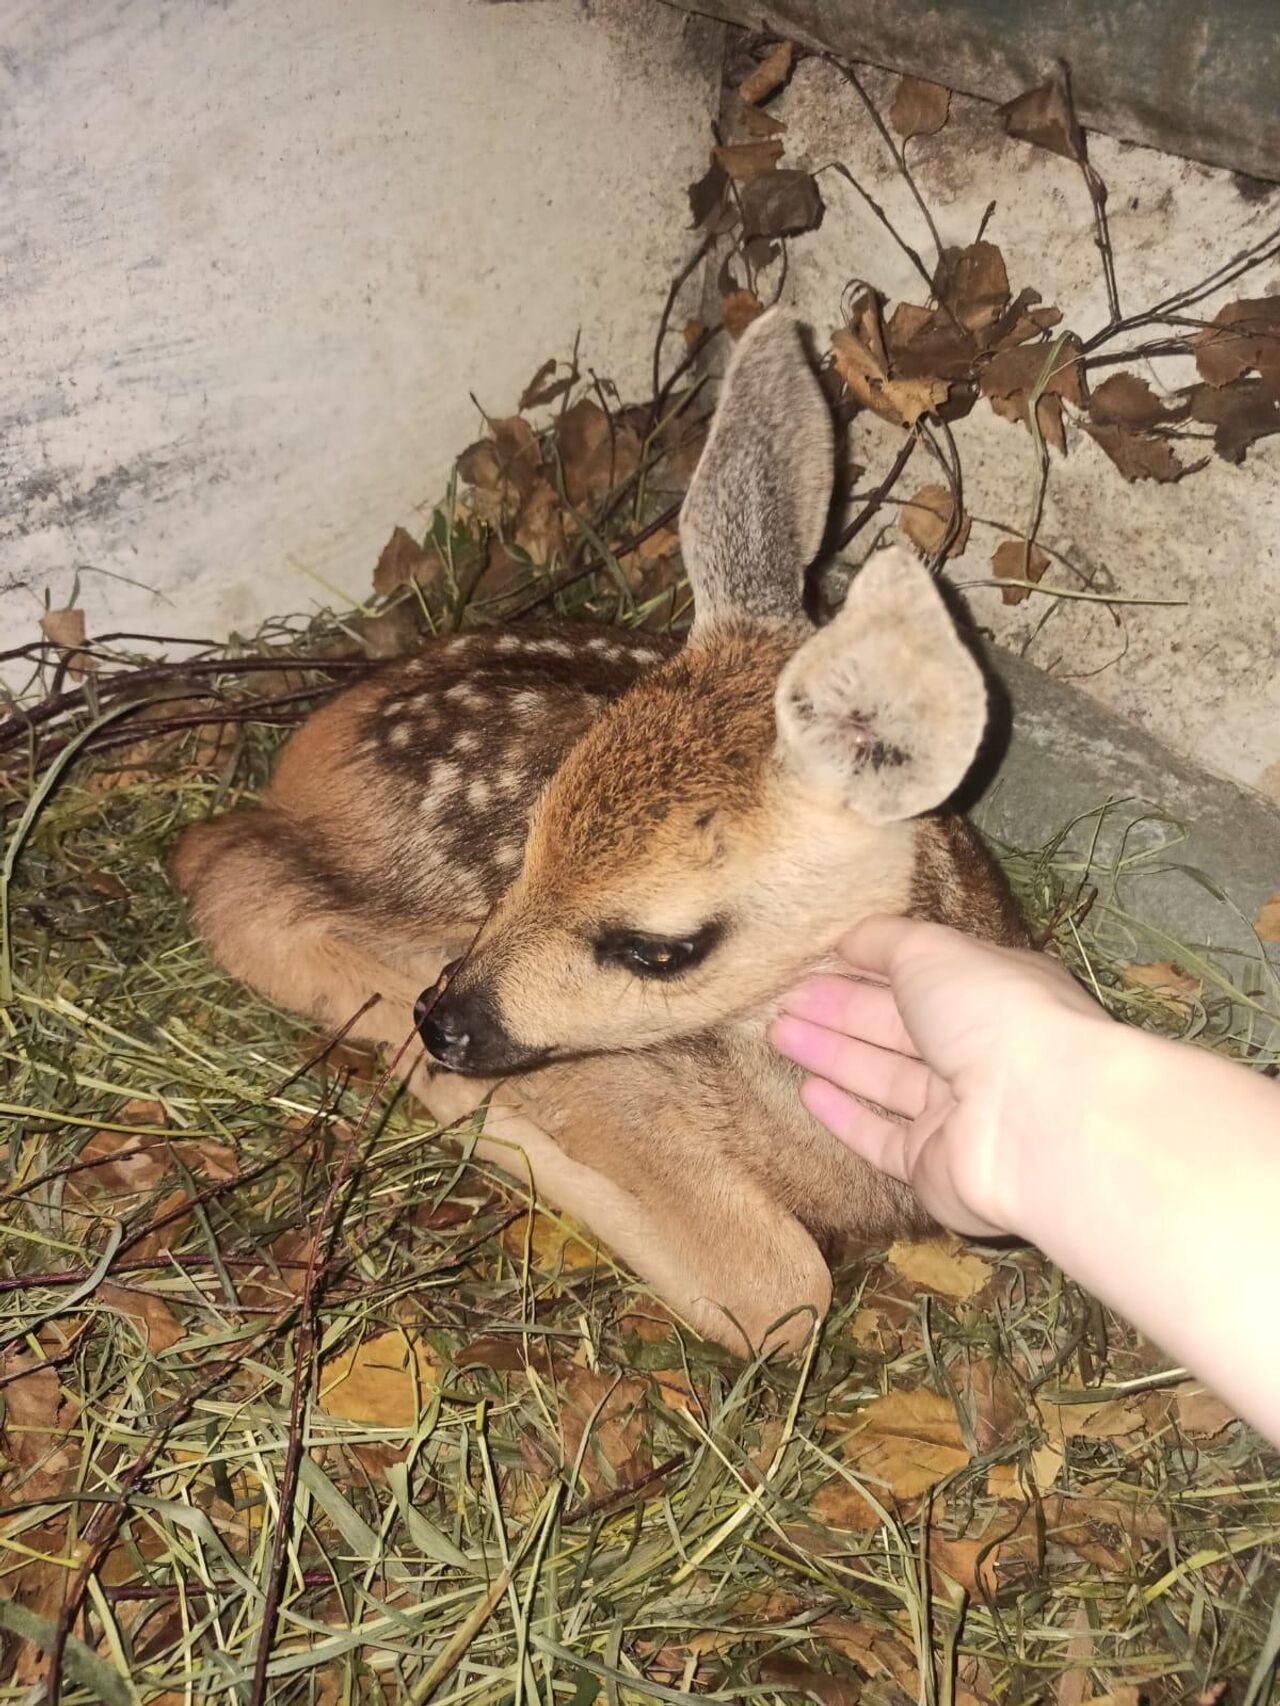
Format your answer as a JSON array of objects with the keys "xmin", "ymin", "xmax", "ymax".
[
  {"xmin": 679, "ymin": 308, "xmax": 834, "ymax": 634},
  {"xmin": 774, "ymin": 545, "xmax": 988, "ymax": 825}
]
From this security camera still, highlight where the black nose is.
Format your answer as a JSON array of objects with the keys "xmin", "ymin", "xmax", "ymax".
[{"xmin": 414, "ymin": 978, "xmax": 552, "ymax": 1076}]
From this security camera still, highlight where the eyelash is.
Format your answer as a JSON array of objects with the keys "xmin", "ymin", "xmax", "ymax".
[{"xmin": 592, "ymin": 921, "xmax": 724, "ymax": 980}]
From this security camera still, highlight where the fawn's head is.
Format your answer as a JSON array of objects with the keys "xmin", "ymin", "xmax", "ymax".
[{"xmin": 419, "ymin": 308, "xmax": 988, "ymax": 1074}]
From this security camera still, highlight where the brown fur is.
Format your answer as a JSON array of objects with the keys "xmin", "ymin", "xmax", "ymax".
[{"xmin": 172, "ymin": 309, "xmax": 1029, "ymax": 1356}]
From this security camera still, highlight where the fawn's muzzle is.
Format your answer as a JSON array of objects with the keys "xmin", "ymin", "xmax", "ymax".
[{"xmin": 415, "ymin": 979, "xmax": 549, "ymax": 1076}]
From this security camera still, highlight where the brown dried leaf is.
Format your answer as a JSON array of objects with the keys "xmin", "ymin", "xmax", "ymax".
[
  {"xmin": 739, "ymin": 102, "xmax": 787, "ymax": 138},
  {"xmin": 519, "ymin": 358, "xmax": 576, "ymax": 412},
  {"xmin": 1082, "ymin": 420, "xmax": 1193, "ymax": 482},
  {"xmin": 982, "ymin": 336, "xmax": 1085, "ymax": 408},
  {"xmin": 489, "ymin": 415, "xmax": 543, "ymax": 501},
  {"xmin": 351, "ymin": 602, "xmax": 420, "ymax": 658},
  {"xmin": 991, "ymin": 538, "xmax": 1050, "ymax": 606},
  {"xmin": 76, "ymin": 1126, "xmax": 169, "ymax": 1198},
  {"xmin": 809, "ymin": 1475, "xmax": 885, "ymax": 1531},
  {"xmin": 1088, "ymin": 372, "xmax": 1184, "ymax": 430},
  {"xmin": 0, "ymin": 1356, "xmax": 75, "ymax": 1495},
  {"xmin": 372, "ymin": 526, "xmax": 433, "ymax": 597},
  {"xmin": 1000, "ymin": 72, "xmax": 1085, "ymax": 163},
  {"xmin": 502, "ymin": 1208, "xmax": 601, "ymax": 1274},
  {"xmin": 713, "ymin": 139, "xmax": 784, "ymax": 183},
  {"xmin": 1171, "ymin": 1380, "xmax": 1238, "ymax": 1438},
  {"xmin": 319, "ymin": 1328, "xmax": 439, "ymax": 1426},
  {"xmin": 1037, "ymin": 1389, "xmax": 1145, "ymax": 1442},
  {"xmin": 758, "ymin": 1655, "xmax": 861, "ymax": 1706},
  {"xmin": 555, "ymin": 399, "xmax": 640, "ymax": 506},
  {"xmin": 740, "ymin": 168, "xmax": 824, "ymax": 239},
  {"xmin": 831, "ymin": 329, "xmax": 947, "ymax": 426},
  {"xmin": 1255, "ymin": 889, "xmax": 1280, "ymax": 942},
  {"xmin": 39, "ymin": 606, "xmax": 96, "ymax": 676},
  {"xmin": 889, "ymin": 75, "xmax": 950, "ymax": 140},
  {"xmin": 1183, "ymin": 377, "xmax": 1280, "ymax": 463},
  {"xmin": 1079, "ymin": 1691, "xmax": 1143, "ymax": 1706},
  {"xmin": 688, "ymin": 156, "xmax": 730, "ymax": 229},
  {"xmin": 98, "ymin": 1281, "xmax": 185, "ymax": 1353},
  {"xmin": 739, "ymin": 40, "xmax": 794, "ymax": 105},
  {"xmin": 886, "ymin": 1234, "xmax": 989, "ymax": 1297},
  {"xmin": 650, "ymin": 1368, "xmax": 702, "ymax": 1419},
  {"xmin": 722, "ymin": 287, "xmax": 765, "ymax": 341},
  {"xmin": 841, "ymin": 1387, "xmax": 969, "ymax": 1500},
  {"xmin": 1192, "ymin": 295, "xmax": 1280, "ymax": 392},
  {"xmin": 897, "ymin": 484, "xmax": 970, "ymax": 560},
  {"xmin": 1120, "ymin": 959, "xmax": 1201, "ymax": 998},
  {"xmin": 814, "ymin": 1620, "xmax": 919, "ymax": 1695},
  {"xmin": 558, "ymin": 1367, "xmax": 650, "ymax": 1499},
  {"xmin": 513, "ymin": 478, "xmax": 567, "ymax": 566},
  {"xmin": 986, "ymin": 1441, "xmax": 1065, "ymax": 1497},
  {"xmin": 935, "ymin": 242, "xmax": 1010, "ymax": 336}
]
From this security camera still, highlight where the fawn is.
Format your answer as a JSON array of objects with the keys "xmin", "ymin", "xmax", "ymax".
[{"xmin": 173, "ymin": 308, "xmax": 1025, "ymax": 1355}]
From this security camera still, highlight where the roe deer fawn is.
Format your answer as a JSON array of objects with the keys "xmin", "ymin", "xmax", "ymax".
[{"xmin": 173, "ymin": 308, "xmax": 1025, "ymax": 1355}]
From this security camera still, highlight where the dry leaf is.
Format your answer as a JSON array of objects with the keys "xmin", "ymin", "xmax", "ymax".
[
  {"xmin": 981, "ymin": 334, "xmax": 1085, "ymax": 456},
  {"xmin": 991, "ymin": 538, "xmax": 1050, "ymax": 606},
  {"xmin": 650, "ymin": 1368, "xmax": 701, "ymax": 1419},
  {"xmin": 519, "ymin": 358, "xmax": 575, "ymax": 412},
  {"xmin": 757, "ymin": 1655, "xmax": 861, "ymax": 1706},
  {"xmin": 372, "ymin": 526, "xmax": 434, "ymax": 598},
  {"xmin": 513, "ymin": 478, "xmax": 567, "ymax": 566},
  {"xmin": 810, "ymin": 1475, "xmax": 886, "ymax": 1532},
  {"xmin": 1255, "ymin": 889, "xmax": 1280, "ymax": 942},
  {"xmin": 1000, "ymin": 72, "xmax": 1085, "ymax": 163},
  {"xmin": 963, "ymin": 1357, "xmax": 1026, "ymax": 1453},
  {"xmin": 1056, "ymin": 1601, "xmax": 1096, "ymax": 1706},
  {"xmin": 1192, "ymin": 295, "xmax": 1280, "ymax": 392},
  {"xmin": 1183, "ymin": 377, "xmax": 1280, "ymax": 463},
  {"xmin": 39, "ymin": 606, "xmax": 96, "ymax": 676},
  {"xmin": 889, "ymin": 75, "xmax": 950, "ymax": 140},
  {"xmin": 98, "ymin": 1281, "xmax": 185, "ymax": 1353},
  {"xmin": 558, "ymin": 1367, "xmax": 650, "ymax": 1499},
  {"xmin": 722, "ymin": 288, "xmax": 765, "ymax": 341},
  {"xmin": 555, "ymin": 399, "xmax": 640, "ymax": 506},
  {"xmin": 713, "ymin": 139, "xmax": 784, "ymax": 183},
  {"xmin": 841, "ymin": 1387, "xmax": 969, "ymax": 1499},
  {"xmin": 814, "ymin": 1620, "xmax": 919, "ymax": 1695},
  {"xmin": 1081, "ymin": 420, "xmax": 1193, "ymax": 482},
  {"xmin": 935, "ymin": 242, "xmax": 1010, "ymax": 336},
  {"xmin": 831, "ymin": 329, "xmax": 947, "ymax": 426},
  {"xmin": 739, "ymin": 102, "xmax": 787, "ymax": 138},
  {"xmin": 887, "ymin": 1235, "xmax": 989, "ymax": 1298},
  {"xmin": 1088, "ymin": 372, "xmax": 1183, "ymax": 430},
  {"xmin": 1079, "ymin": 1692, "xmax": 1143, "ymax": 1706},
  {"xmin": 501, "ymin": 1208, "xmax": 601, "ymax": 1274},
  {"xmin": 1120, "ymin": 959, "xmax": 1201, "ymax": 998},
  {"xmin": 319, "ymin": 1328, "xmax": 439, "ymax": 1426},
  {"xmin": 1171, "ymin": 1380, "xmax": 1238, "ymax": 1438},
  {"xmin": 687, "ymin": 157, "xmax": 731, "ymax": 229},
  {"xmin": 740, "ymin": 168, "xmax": 824, "ymax": 239},
  {"xmin": 897, "ymin": 484, "xmax": 970, "ymax": 560},
  {"xmin": 986, "ymin": 1440, "xmax": 1065, "ymax": 1497},
  {"xmin": 1037, "ymin": 1388, "xmax": 1144, "ymax": 1442},
  {"xmin": 738, "ymin": 40, "xmax": 794, "ymax": 106}
]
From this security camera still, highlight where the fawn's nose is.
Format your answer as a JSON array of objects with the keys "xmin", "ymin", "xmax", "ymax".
[{"xmin": 415, "ymin": 976, "xmax": 539, "ymax": 1075}]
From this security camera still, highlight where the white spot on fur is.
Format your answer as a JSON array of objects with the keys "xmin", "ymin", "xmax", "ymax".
[
  {"xmin": 466, "ymin": 778, "xmax": 492, "ymax": 809},
  {"xmin": 421, "ymin": 759, "xmax": 462, "ymax": 816},
  {"xmin": 444, "ymin": 682, "xmax": 484, "ymax": 708},
  {"xmin": 412, "ymin": 691, "xmax": 437, "ymax": 711},
  {"xmin": 495, "ymin": 842, "xmax": 522, "ymax": 868},
  {"xmin": 454, "ymin": 729, "xmax": 480, "ymax": 754},
  {"xmin": 497, "ymin": 769, "xmax": 526, "ymax": 798},
  {"xmin": 526, "ymin": 636, "xmax": 574, "ymax": 658},
  {"xmin": 494, "ymin": 633, "xmax": 524, "ymax": 653},
  {"xmin": 631, "ymin": 647, "xmax": 662, "ymax": 663},
  {"xmin": 585, "ymin": 636, "xmax": 621, "ymax": 657},
  {"xmin": 384, "ymin": 698, "xmax": 409, "ymax": 717},
  {"xmin": 508, "ymin": 689, "xmax": 544, "ymax": 716},
  {"xmin": 387, "ymin": 723, "xmax": 414, "ymax": 750}
]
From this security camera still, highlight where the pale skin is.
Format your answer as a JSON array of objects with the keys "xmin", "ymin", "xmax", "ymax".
[{"xmin": 770, "ymin": 915, "xmax": 1280, "ymax": 1448}]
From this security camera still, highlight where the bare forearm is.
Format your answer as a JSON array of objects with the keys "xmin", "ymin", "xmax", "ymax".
[{"xmin": 1013, "ymin": 1018, "xmax": 1280, "ymax": 1442}]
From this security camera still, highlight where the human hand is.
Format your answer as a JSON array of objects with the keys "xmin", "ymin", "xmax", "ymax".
[{"xmin": 769, "ymin": 916, "xmax": 1106, "ymax": 1238}]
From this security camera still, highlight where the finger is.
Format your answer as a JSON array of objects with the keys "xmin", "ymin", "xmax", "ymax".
[
  {"xmin": 836, "ymin": 913, "xmax": 921, "ymax": 978},
  {"xmin": 771, "ymin": 1016, "xmax": 929, "ymax": 1118},
  {"xmin": 777, "ymin": 974, "xmax": 918, "ymax": 1059},
  {"xmin": 798, "ymin": 1077, "xmax": 911, "ymax": 1183}
]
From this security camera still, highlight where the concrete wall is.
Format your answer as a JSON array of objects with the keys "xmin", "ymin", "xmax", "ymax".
[{"xmin": 2, "ymin": 0, "xmax": 721, "ymax": 648}]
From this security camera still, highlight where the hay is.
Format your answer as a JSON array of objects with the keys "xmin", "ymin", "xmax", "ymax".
[{"xmin": 2, "ymin": 537, "xmax": 1278, "ymax": 1706}]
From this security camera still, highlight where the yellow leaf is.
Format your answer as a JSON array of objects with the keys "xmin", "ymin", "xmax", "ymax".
[
  {"xmin": 841, "ymin": 1387, "xmax": 969, "ymax": 1499},
  {"xmin": 319, "ymin": 1329, "xmax": 439, "ymax": 1426},
  {"xmin": 1037, "ymin": 1387, "xmax": 1144, "ymax": 1442},
  {"xmin": 811, "ymin": 1476, "xmax": 886, "ymax": 1531},
  {"xmin": 650, "ymin": 1369, "xmax": 701, "ymax": 1418},
  {"xmin": 986, "ymin": 1441, "xmax": 1064, "ymax": 1497},
  {"xmin": 502, "ymin": 1209, "xmax": 601, "ymax": 1275},
  {"xmin": 1255, "ymin": 889, "xmax": 1280, "ymax": 942},
  {"xmin": 886, "ymin": 1236, "xmax": 991, "ymax": 1300},
  {"xmin": 1120, "ymin": 959, "xmax": 1202, "ymax": 999}
]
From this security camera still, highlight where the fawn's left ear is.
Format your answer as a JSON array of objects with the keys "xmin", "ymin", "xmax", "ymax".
[
  {"xmin": 773, "ymin": 545, "xmax": 987, "ymax": 824},
  {"xmin": 679, "ymin": 308, "xmax": 834, "ymax": 633}
]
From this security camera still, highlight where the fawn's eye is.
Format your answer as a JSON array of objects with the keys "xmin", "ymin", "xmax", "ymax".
[{"xmin": 592, "ymin": 921, "xmax": 724, "ymax": 980}]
